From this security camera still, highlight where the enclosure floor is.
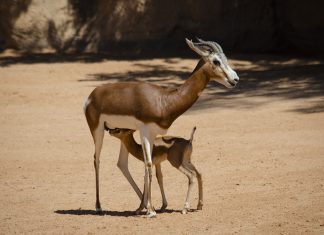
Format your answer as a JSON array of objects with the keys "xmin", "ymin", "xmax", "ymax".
[{"xmin": 1, "ymin": 54, "xmax": 323, "ymax": 234}]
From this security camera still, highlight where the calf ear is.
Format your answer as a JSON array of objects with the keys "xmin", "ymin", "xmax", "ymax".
[{"xmin": 185, "ymin": 38, "xmax": 210, "ymax": 57}]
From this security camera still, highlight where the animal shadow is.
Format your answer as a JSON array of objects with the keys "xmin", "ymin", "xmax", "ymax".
[
  {"xmin": 54, "ymin": 209, "xmax": 135, "ymax": 217},
  {"xmin": 54, "ymin": 208, "xmax": 185, "ymax": 217}
]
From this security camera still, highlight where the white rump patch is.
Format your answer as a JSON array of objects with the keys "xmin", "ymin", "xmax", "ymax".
[{"xmin": 83, "ymin": 98, "xmax": 91, "ymax": 114}]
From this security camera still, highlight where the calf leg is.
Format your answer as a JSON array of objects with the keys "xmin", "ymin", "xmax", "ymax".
[
  {"xmin": 117, "ymin": 142, "xmax": 142, "ymax": 199},
  {"xmin": 178, "ymin": 166, "xmax": 195, "ymax": 214},
  {"xmin": 156, "ymin": 163, "xmax": 168, "ymax": 211},
  {"xmin": 194, "ymin": 168, "xmax": 203, "ymax": 210}
]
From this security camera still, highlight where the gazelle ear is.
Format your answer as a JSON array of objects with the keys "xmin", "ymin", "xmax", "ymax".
[{"xmin": 185, "ymin": 38, "xmax": 210, "ymax": 57}]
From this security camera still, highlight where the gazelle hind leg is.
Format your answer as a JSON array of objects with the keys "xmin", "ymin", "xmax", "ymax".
[{"xmin": 93, "ymin": 125, "xmax": 105, "ymax": 212}]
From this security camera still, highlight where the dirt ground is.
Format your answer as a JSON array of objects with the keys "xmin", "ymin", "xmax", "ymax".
[{"xmin": 0, "ymin": 52, "xmax": 324, "ymax": 234}]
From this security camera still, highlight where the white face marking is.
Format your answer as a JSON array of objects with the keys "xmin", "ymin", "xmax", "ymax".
[
  {"xmin": 186, "ymin": 38, "xmax": 239, "ymax": 88},
  {"xmin": 207, "ymin": 53, "xmax": 239, "ymax": 88}
]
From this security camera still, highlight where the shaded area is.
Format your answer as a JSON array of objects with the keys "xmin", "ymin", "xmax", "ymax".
[
  {"xmin": 235, "ymin": 62, "xmax": 324, "ymax": 99},
  {"xmin": 1, "ymin": 52, "xmax": 323, "ymax": 114},
  {"xmin": 0, "ymin": 53, "xmax": 114, "ymax": 67},
  {"xmin": 82, "ymin": 68, "xmax": 190, "ymax": 86},
  {"xmin": 0, "ymin": 51, "xmax": 194, "ymax": 67}
]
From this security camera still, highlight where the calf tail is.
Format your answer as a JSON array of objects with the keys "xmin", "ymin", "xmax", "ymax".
[{"xmin": 189, "ymin": 126, "xmax": 196, "ymax": 144}]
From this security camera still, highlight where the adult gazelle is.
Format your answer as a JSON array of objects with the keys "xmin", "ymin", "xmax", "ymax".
[{"xmin": 84, "ymin": 38, "xmax": 239, "ymax": 217}]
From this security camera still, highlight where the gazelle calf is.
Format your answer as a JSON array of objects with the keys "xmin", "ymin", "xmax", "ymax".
[{"xmin": 107, "ymin": 126, "xmax": 202, "ymax": 214}]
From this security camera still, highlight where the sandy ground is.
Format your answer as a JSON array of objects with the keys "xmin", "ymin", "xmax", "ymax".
[{"xmin": 0, "ymin": 52, "xmax": 324, "ymax": 234}]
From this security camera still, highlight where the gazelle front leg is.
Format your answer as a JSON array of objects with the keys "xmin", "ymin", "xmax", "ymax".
[
  {"xmin": 117, "ymin": 142, "xmax": 142, "ymax": 199},
  {"xmin": 139, "ymin": 126, "xmax": 156, "ymax": 218}
]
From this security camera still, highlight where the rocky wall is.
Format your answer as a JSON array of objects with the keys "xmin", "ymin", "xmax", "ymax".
[{"xmin": 0, "ymin": 0, "xmax": 323, "ymax": 54}]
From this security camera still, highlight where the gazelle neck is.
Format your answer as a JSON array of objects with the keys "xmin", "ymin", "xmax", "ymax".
[
  {"xmin": 162, "ymin": 59, "xmax": 210, "ymax": 126},
  {"xmin": 122, "ymin": 135, "xmax": 144, "ymax": 162},
  {"xmin": 177, "ymin": 59, "xmax": 210, "ymax": 106}
]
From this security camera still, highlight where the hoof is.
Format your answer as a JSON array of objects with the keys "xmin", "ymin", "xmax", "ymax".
[
  {"xmin": 146, "ymin": 210, "xmax": 157, "ymax": 218},
  {"xmin": 181, "ymin": 209, "xmax": 188, "ymax": 214},
  {"xmin": 96, "ymin": 207, "xmax": 102, "ymax": 214},
  {"xmin": 197, "ymin": 204, "xmax": 203, "ymax": 210},
  {"xmin": 95, "ymin": 201, "xmax": 102, "ymax": 213},
  {"xmin": 135, "ymin": 204, "xmax": 145, "ymax": 215},
  {"xmin": 160, "ymin": 204, "xmax": 168, "ymax": 212}
]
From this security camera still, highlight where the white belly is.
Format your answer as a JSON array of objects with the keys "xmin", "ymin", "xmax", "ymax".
[{"xmin": 99, "ymin": 114, "xmax": 167, "ymax": 136}]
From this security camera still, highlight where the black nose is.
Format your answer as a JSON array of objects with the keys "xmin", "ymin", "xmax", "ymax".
[{"xmin": 234, "ymin": 78, "xmax": 239, "ymax": 82}]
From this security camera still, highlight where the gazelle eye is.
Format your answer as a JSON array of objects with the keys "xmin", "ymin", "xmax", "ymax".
[{"xmin": 213, "ymin": 59, "xmax": 221, "ymax": 66}]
